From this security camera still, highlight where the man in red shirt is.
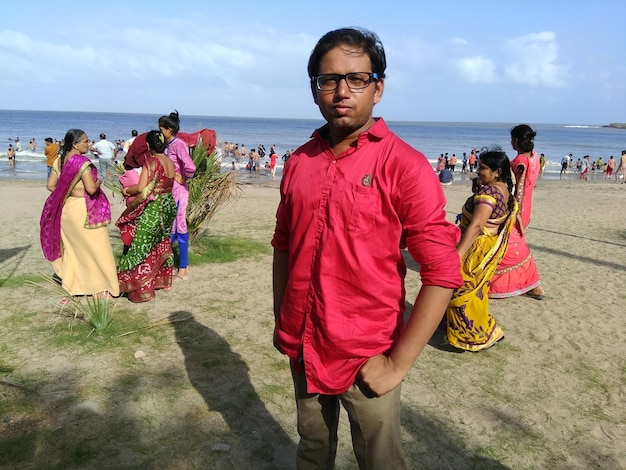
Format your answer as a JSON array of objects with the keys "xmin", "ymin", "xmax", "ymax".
[{"xmin": 272, "ymin": 27, "xmax": 462, "ymax": 469}]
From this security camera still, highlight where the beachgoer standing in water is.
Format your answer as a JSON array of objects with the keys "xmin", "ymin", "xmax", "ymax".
[
  {"xmin": 44, "ymin": 138, "xmax": 59, "ymax": 178},
  {"xmin": 7, "ymin": 145, "xmax": 15, "ymax": 165}
]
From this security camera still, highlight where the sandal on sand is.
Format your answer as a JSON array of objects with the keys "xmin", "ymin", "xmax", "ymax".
[{"xmin": 172, "ymin": 273, "xmax": 188, "ymax": 282}]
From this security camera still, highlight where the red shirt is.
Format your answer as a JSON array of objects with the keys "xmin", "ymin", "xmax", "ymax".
[{"xmin": 272, "ymin": 118, "xmax": 462, "ymax": 394}]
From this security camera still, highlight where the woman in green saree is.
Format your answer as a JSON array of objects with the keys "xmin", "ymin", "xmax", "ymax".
[{"xmin": 117, "ymin": 130, "xmax": 177, "ymax": 302}]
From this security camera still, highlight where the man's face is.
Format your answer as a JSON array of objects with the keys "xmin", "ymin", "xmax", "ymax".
[{"xmin": 313, "ymin": 45, "xmax": 384, "ymax": 137}]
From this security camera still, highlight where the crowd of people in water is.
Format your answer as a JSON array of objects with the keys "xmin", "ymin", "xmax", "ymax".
[
  {"xmin": 221, "ymin": 142, "xmax": 295, "ymax": 179},
  {"xmin": 6, "ymin": 133, "xmax": 626, "ymax": 185},
  {"xmin": 6, "ymin": 134, "xmax": 297, "ymax": 181},
  {"xmin": 557, "ymin": 151, "xmax": 626, "ymax": 182},
  {"xmin": 433, "ymin": 147, "xmax": 626, "ymax": 184}
]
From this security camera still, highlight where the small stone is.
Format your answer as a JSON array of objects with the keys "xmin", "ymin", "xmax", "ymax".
[
  {"xmin": 2, "ymin": 415, "xmax": 10, "ymax": 423},
  {"xmin": 134, "ymin": 350, "xmax": 146, "ymax": 359},
  {"xmin": 210, "ymin": 443, "xmax": 231, "ymax": 453}
]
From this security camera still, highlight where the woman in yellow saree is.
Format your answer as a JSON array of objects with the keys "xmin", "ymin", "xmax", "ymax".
[{"xmin": 446, "ymin": 148, "xmax": 518, "ymax": 351}]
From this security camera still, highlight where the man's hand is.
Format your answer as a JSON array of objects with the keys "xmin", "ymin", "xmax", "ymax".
[
  {"xmin": 357, "ymin": 286, "xmax": 456, "ymax": 398},
  {"xmin": 357, "ymin": 353, "xmax": 406, "ymax": 397}
]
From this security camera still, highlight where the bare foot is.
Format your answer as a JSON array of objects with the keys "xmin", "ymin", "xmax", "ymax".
[{"xmin": 174, "ymin": 267, "xmax": 190, "ymax": 280}]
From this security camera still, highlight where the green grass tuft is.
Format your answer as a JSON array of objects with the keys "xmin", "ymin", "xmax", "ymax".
[{"xmin": 187, "ymin": 236, "xmax": 271, "ymax": 265}]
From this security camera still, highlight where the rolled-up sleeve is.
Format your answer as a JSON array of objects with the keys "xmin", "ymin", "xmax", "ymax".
[{"xmin": 396, "ymin": 164, "xmax": 462, "ymax": 289}]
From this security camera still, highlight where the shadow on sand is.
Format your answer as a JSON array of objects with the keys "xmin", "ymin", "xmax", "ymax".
[{"xmin": 170, "ymin": 311, "xmax": 296, "ymax": 469}]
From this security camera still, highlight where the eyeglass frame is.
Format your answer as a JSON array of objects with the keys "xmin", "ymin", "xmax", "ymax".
[{"xmin": 311, "ymin": 72, "xmax": 380, "ymax": 91}]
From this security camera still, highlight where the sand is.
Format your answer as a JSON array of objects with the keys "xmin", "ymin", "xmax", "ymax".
[{"xmin": 0, "ymin": 177, "xmax": 625, "ymax": 469}]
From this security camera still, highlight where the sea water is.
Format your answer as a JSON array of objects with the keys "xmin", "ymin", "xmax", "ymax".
[{"xmin": 1, "ymin": 109, "xmax": 624, "ymax": 180}]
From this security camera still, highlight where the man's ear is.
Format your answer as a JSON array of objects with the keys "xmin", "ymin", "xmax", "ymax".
[{"xmin": 373, "ymin": 78, "xmax": 384, "ymax": 104}]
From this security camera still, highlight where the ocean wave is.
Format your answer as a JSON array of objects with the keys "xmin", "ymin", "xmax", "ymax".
[
  {"xmin": 1, "ymin": 150, "xmax": 46, "ymax": 162},
  {"xmin": 563, "ymin": 125, "xmax": 602, "ymax": 129}
]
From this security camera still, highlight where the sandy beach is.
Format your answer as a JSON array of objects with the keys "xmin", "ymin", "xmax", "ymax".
[{"xmin": 1, "ymin": 177, "xmax": 625, "ymax": 469}]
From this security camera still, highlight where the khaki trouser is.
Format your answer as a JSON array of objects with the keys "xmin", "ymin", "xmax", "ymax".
[{"xmin": 291, "ymin": 365, "xmax": 408, "ymax": 470}]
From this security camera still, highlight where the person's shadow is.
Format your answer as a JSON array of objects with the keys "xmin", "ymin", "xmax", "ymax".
[
  {"xmin": 0, "ymin": 246, "xmax": 32, "ymax": 285},
  {"xmin": 170, "ymin": 312, "xmax": 296, "ymax": 469},
  {"xmin": 401, "ymin": 406, "xmax": 512, "ymax": 469}
]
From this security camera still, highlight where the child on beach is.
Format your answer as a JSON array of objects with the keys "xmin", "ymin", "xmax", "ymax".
[{"xmin": 606, "ymin": 155, "xmax": 616, "ymax": 179}]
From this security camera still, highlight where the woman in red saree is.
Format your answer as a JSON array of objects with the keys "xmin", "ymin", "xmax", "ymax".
[
  {"xmin": 40, "ymin": 129, "xmax": 119, "ymax": 297},
  {"xmin": 117, "ymin": 131, "xmax": 177, "ymax": 302},
  {"xmin": 489, "ymin": 124, "xmax": 545, "ymax": 300}
]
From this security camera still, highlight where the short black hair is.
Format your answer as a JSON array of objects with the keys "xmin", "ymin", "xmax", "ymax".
[{"xmin": 307, "ymin": 27, "xmax": 387, "ymax": 80}]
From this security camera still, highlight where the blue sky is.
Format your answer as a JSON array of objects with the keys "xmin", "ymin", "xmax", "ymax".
[{"xmin": 1, "ymin": 0, "xmax": 624, "ymax": 124}]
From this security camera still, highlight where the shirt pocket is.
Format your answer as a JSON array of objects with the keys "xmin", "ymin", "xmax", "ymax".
[{"xmin": 341, "ymin": 183, "xmax": 381, "ymax": 236}]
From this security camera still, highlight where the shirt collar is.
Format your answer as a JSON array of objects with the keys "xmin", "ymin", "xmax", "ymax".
[{"xmin": 312, "ymin": 117, "xmax": 388, "ymax": 142}]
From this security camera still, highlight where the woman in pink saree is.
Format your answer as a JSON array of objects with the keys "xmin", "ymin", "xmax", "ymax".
[
  {"xmin": 40, "ymin": 129, "xmax": 119, "ymax": 298},
  {"xmin": 489, "ymin": 124, "xmax": 545, "ymax": 300}
]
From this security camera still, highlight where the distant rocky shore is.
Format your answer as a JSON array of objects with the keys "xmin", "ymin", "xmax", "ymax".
[{"xmin": 606, "ymin": 123, "xmax": 626, "ymax": 129}]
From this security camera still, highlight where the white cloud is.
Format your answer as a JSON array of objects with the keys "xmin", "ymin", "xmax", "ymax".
[
  {"xmin": 0, "ymin": 30, "xmax": 97, "ymax": 84},
  {"xmin": 503, "ymin": 31, "xmax": 568, "ymax": 87},
  {"xmin": 456, "ymin": 56, "xmax": 497, "ymax": 84},
  {"xmin": 450, "ymin": 37, "xmax": 468, "ymax": 46},
  {"xmin": 0, "ymin": 24, "xmax": 312, "ymax": 97},
  {"xmin": 112, "ymin": 25, "xmax": 314, "ymax": 115}
]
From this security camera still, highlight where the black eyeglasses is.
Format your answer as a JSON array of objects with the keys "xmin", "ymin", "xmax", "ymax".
[{"xmin": 312, "ymin": 72, "xmax": 379, "ymax": 91}]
